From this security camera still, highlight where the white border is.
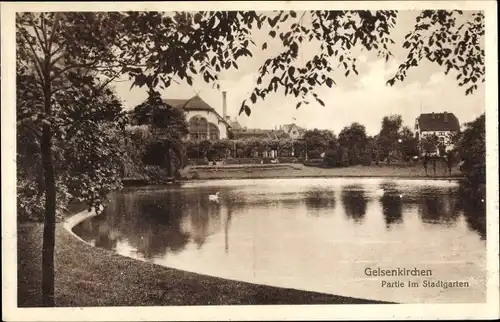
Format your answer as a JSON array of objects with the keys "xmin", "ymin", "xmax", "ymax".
[{"xmin": 2, "ymin": 1, "xmax": 499, "ymax": 321}]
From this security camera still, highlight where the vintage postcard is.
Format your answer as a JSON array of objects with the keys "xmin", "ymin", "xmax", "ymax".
[{"xmin": 2, "ymin": 1, "xmax": 499, "ymax": 321}]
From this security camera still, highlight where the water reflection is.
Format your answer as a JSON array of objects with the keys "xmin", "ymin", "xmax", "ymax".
[
  {"xmin": 341, "ymin": 185, "xmax": 367, "ymax": 223},
  {"xmin": 72, "ymin": 178, "xmax": 486, "ymax": 304},
  {"xmin": 418, "ymin": 188, "xmax": 460, "ymax": 226},
  {"xmin": 73, "ymin": 179, "xmax": 487, "ymax": 267},
  {"xmin": 456, "ymin": 184, "xmax": 486, "ymax": 240},
  {"xmin": 379, "ymin": 182, "xmax": 403, "ymax": 229},
  {"xmin": 304, "ymin": 188, "xmax": 336, "ymax": 215}
]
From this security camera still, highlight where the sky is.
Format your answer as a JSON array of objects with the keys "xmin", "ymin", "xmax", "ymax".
[{"xmin": 110, "ymin": 10, "xmax": 485, "ymax": 136}]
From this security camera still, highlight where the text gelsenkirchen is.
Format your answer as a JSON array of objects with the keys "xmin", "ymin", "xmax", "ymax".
[{"xmin": 365, "ymin": 267, "xmax": 432, "ymax": 277}]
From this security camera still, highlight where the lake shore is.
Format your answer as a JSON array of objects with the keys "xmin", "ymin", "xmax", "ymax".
[
  {"xmin": 180, "ymin": 163, "xmax": 464, "ymax": 181},
  {"xmin": 18, "ymin": 210, "xmax": 392, "ymax": 307}
]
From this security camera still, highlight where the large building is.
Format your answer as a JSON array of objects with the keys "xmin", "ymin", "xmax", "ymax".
[
  {"xmin": 163, "ymin": 92, "xmax": 231, "ymax": 141},
  {"xmin": 414, "ymin": 112, "xmax": 460, "ymax": 154},
  {"xmin": 279, "ymin": 123, "xmax": 306, "ymax": 139}
]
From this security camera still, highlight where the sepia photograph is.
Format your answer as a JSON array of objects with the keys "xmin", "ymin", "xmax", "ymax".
[{"xmin": 1, "ymin": 1, "xmax": 499, "ymax": 321}]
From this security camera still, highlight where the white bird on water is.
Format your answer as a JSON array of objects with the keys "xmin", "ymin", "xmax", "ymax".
[{"xmin": 209, "ymin": 192, "xmax": 220, "ymax": 202}]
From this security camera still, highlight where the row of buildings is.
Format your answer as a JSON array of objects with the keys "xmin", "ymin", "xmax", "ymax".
[
  {"xmin": 162, "ymin": 92, "xmax": 461, "ymax": 155},
  {"xmin": 163, "ymin": 91, "xmax": 306, "ymax": 141}
]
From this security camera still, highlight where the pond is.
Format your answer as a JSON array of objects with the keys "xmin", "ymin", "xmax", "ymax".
[{"xmin": 72, "ymin": 178, "xmax": 486, "ymax": 304}]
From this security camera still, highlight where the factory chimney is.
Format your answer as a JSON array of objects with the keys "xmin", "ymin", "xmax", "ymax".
[{"xmin": 222, "ymin": 91, "xmax": 229, "ymax": 122}]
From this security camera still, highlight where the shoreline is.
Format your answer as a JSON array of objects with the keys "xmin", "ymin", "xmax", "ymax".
[
  {"xmin": 124, "ymin": 164, "xmax": 465, "ymax": 186},
  {"xmin": 180, "ymin": 174, "xmax": 464, "ymax": 181},
  {"xmin": 18, "ymin": 204, "xmax": 392, "ymax": 307}
]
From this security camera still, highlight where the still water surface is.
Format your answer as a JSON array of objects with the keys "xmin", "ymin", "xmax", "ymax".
[{"xmin": 73, "ymin": 178, "xmax": 486, "ymax": 303}]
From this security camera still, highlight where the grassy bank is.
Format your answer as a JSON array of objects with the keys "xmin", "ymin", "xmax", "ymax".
[
  {"xmin": 182, "ymin": 163, "xmax": 463, "ymax": 181},
  {"xmin": 18, "ymin": 221, "xmax": 391, "ymax": 307}
]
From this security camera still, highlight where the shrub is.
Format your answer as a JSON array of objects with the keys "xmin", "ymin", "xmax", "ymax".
[
  {"xmin": 303, "ymin": 158, "xmax": 325, "ymax": 167},
  {"xmin": 361, "ymin": 150, "xmax": 373, "ymax": 166},
  {"xmin": 143, "ymin": 165, "xmax": 171, "ymax": 184},
  {"xmin": 278, "ymin": 157, "xmax": 300, "ymax": 163}
]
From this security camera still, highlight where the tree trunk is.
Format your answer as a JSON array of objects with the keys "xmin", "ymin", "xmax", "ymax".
[
  {"xmin": 165, "ymin": 142, "xmax": 173, "ymax": 178},
  {"xmin": 41, "ymin": 58, "xmax": 56, "ymax": 306},
  {"xmin": 41, "ymin": 123, "xmax": 56, "ymax": 307}
]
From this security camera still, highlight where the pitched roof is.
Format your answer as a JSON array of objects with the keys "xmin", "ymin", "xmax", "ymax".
[
  {"xmin": 281, "ymin": 123, "xmax": 295, "ymax": 133},
  {"xmin": 163, "ymin": 95, "xmax": 230, "ymax": 127},
  {"xmin": 232, "ymin": 128, "xmax": 286, "ymax": 139},
  {"xmin": 417, "ymin": 112, "xmax": 460, "ymax": 132},
  {"xmin": 163, "ymin": 95, "xmax": 213, "ymax": 111},
  {"xmin": 281, "ymin": 123, "xmax": 305, "ymax": 134}
]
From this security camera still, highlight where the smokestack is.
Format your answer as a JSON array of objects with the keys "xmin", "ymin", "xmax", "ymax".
[{"xmin": 222, "ymin": 91, "xmax": 227, "ymax": 120}]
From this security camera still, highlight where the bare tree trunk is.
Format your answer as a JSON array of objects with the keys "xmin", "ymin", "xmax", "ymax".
[
  {"xmin": 164, "ymin": 141, "xmax": 173, "ymax": 179},
  {"xmin": 41, "ymin": 60, "xmax": 56, "ymax": 306},
  {"xmin": 41, "ymin": 119, "xmax": 56, "ymax": 307}
]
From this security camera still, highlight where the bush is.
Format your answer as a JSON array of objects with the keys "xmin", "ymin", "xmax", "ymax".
[
  {"xmin": 188, "ymin": 158, "xmax": 210, "ymax": 166},
  {"xmin": 303, "ymin": 158, "xmax": 325, "ymax": 167},
  {"xmin": 361, "ymin": 150, "xmax": 373, "ymax": 166},
  {"xmin": 278, "ymin": 157, "xmax": 300, "ymax": 163},
  {"xmin": 143, "ymin": 165, "xmax": 171, "ymax": 184},
  {"xmin": 17, "ymin": 177, "xmax": 72, "ymax": 223},
  {"xmin": 324, "ymin": 147, "xmax": 342, "ymax": 167},
  {"xmin": 223, "ymin": 158, "xmax": 262, "ymax": 165}
]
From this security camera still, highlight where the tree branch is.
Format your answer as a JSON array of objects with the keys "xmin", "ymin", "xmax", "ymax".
[
  {"xmin": 49, "ymin": 53, "xmax": 66, "ymax": 68},
  {"xmin": 94, "ymin": 68, "xmax": 127, "ymax": 94},
  {"xmin": 20, "ymin": 30, "xmax": 46, "ymax": 88},
  {"xmin": 51, "ymin": 84, "xmax": 74, "ymax": 96},
  {"xmin": 29, "ymin": 15, "xmax": 48, "ymax": 55},
  {"xmin": 47, "ymin": 13, "xmax": 60, "ymax": 56},
  {"xmin": 40, "ymin": 13, "xmax": 49, "ymax": 50}
]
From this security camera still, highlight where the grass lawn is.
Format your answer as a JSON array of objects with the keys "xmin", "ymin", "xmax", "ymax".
[
  {"xmin": 18, "ymin": 222, "xmax": 391, "ymax": 307},
  {"xmin": 183, "ymin": 163, "xmax": 463, "ymax": 181}
]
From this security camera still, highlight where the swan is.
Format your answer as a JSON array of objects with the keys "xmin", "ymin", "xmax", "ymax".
[{"xmin": 209, "ymin": 192, "xmax": 220, "ymax": 201}]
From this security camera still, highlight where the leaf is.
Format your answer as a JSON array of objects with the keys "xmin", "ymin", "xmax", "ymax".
[
  {"xmin": 317, "ymin": 98, "xmax": 325, "ymax": 107},
  {"xmin": 325, "ymin": 78, "xmax": 333, "ymax": 88},
  {"xmin": 268, "ymin": 16, "xmax": 279, "ymax": 27},
  {"xmin": 262, "ymin": 42, "xmax": 267, "ymax": 50},
  {"xmin": 251, "ymin": 93, "xmax": 257, "ymax": 103},
  {"xmin": 327, "ymin": 45, "xmax": 333, "ymax": 56},
  {"xmin": 134, "ymin": 74, "xmax": 147, "ymax": 87},
  {"xmin": 244, "ymin": 105, "xmax": 251, "ymax": 116},
  {"xmin": 269, "ymin": 30, "xmax": 276, "ymax": 38},
  {"xmin": 296, "ymin": 102, "xmax": 302, "ymax": 109},
  {"xmin": 288, "ymin": 66, "xmax": 295, "ymax": 78},
  {"xmin": 290, "ymin": 11, "xmax": 297, "ymax": 18}
]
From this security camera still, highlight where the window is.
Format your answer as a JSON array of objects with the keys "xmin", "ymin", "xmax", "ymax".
[
  {"xmin": 187, "ymin": 116, "xmax": 221, "ymax": 140},
  {"xmin": 189, "ymin": 116, "xmax": 208, "ymax": 140},
  {"xmin": 209, "ymin": 123, "xmax": 219, "ymax": 140}
]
